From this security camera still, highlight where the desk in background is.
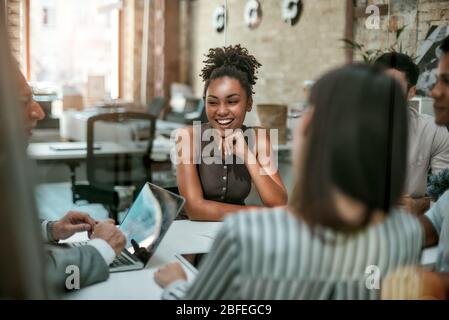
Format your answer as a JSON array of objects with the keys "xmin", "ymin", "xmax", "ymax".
[
  {"xmin": 28, "ymin": 135, "xmax": 175, "ymax": 162},
  {"xmin": 59, "ymin": 110, "xmax": 293, "ymax": 152},
  {"xmin": 28, "ymin": 139, "xmax": 177, "ymax": 205},
  {"xmin": 60, "ymin": 109, "xmax": 184, "ymax": 141}
]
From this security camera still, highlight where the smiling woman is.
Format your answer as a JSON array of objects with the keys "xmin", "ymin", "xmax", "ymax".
[{"xmin": 175, "ymin": 45, "xmax": 288, "ymax": 221}]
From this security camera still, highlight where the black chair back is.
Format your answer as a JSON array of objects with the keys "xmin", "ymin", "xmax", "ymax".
[
  {"xmin": 73, "ymin": 112, "xmax": 157, "ymax": 221},
  {"xmin": 86, "ymin": 112, "xmax": 156, "ymax": 189},
  {"xmin": 147, "ymin": 97, "xmax": 165, "ymax": 118}
]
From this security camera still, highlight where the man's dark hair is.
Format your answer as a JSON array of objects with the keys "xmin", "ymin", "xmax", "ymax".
[
  {"xmin": 374, "ymin": 52, "xmax": 419, "ymax": 88},
  {"xmin": 440, "ymin": 34, "xmax": 449, "ymax": 55}
]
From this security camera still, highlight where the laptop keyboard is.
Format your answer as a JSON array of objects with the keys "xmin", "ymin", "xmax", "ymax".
[
  {"xmin": 110, "ymin": 252, "xmax": 137, "ymax": 267},
  {"xmin": 70, "ymin": 241, "xmax": 88, "ymax": 247},
  {"xmin": 70, "ymin": 241, "xmax": 138, "ymax": 267}
]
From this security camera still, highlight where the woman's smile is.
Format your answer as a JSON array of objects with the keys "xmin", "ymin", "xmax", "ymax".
[{"xmin": 215, "ymin": 118, "xmax": 235, "ymax": 128}]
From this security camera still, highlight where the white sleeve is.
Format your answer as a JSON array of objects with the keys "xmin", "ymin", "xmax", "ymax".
[
  {"xmin": 430, "ymin": 125, "xmax": 449, "ymax": 174},
  {"xmin": 86, "ymin": 239, "xmax": 116, "ymax": 265},
  {"xmin": 425, "ymin": 190, "xmax": 449, "ymax": 236},
  {"xmin": 41, "ymin": 220, "xmax": 49, "ymax": 242},
  {"xmin": 162, "ymin": 280, "xmax": 189, "ymax": 300}
]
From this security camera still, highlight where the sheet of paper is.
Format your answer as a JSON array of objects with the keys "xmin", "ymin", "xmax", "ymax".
[{"xmin": 200, "ymin": 231, "xmax": 219, "ymax": 240}]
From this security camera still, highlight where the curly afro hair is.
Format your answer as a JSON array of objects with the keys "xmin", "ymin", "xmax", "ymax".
[{"xmin": 200, "ymin": 44, "xmax": 262, "ymax": 100}]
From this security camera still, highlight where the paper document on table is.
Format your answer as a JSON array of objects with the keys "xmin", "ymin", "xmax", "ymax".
[
  {"xmin": 200, "ymin": 231, "xmax": 219, "ymax": 240},
  {"xmin": 50, "ymin": 142, "xmax": 102, "ymax": 151}
]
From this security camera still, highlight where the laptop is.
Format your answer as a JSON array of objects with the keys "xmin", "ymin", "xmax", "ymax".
[{"xmin": 69, "ymin": 182, "xmax": 185, "ymax": 272}]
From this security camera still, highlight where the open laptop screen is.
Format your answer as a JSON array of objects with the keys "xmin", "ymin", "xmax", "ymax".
[
  {"xmin": 119, "ymin": 182, "xmax": 185, "ymax": 255},
  {"xmin": 119, "ymin": 183, "xmax": 162, "ymax": 252},
  {"xmin": 146, "ymin": 183, "xmax": 185, "ymax": 256}
]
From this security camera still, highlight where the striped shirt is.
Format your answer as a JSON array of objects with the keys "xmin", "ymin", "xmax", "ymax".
[{"xmin": 163, "ymin": 207, "xmax": 423, "ymax": 300}]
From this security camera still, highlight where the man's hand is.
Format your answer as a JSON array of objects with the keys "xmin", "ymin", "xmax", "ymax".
[
  {"xmin": 52, "ymin": 211, "xmax": 97, "ymax": 241},
  {"xmin": 154, "ymin": 262, "xmax": 187, "ymax": 288},
  {"xmin": 399, "ymin": 195, "xmax": 431, "ymax": 216},
  {"xmin": 91, "ymin": 220, "xmax": 126, "ymax": 256}
]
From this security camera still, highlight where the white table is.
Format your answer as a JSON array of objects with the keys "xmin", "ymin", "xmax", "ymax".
[
  {"xmin": 62, "ymin": 219, "xmax": 439, "ymax": 299},
  {"xmin": 64, "ymin": 220, "xmax": 222, "ymax": 300}
]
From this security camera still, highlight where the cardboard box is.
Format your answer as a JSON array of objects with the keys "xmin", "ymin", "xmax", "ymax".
[{"xmin": 63, "ymin": 94, "xmax": 84, "ymax": 111}]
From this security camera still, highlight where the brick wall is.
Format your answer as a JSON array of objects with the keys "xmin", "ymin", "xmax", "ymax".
[
  {"xmin": 179, "ymin": 0, "xmax": 190, "ymax": 84},
  {"xmin": 122, "ymin": 0, "xmax": 136, "ymax": 102},
  {"xmin": 122, "ymin": 0, "xmax": 181, "ymax": 110},
  {"xmin": 417, "ymin": 0, "xmax": 449, "ymax": 43},
  {"xmin": 186, "ymin": 0, "xmax": 348, "ymax": 125},
  {"xmin": 6, "ymin": 0, "xmax": 24, "ymax": 69},
  {"xmin": 7, "ymin": 0, "xmax": 447, "ymax": 109},
  {"xmin": 122, "ymin": 0, "xmax": 145, "ymax": 103},
  {"xmin": 354, "ymin": 0, "xmax": 449, "ymax": 61},
  {"xmin": 186, "ymin": 0, "xmax": 449, "ymax": 110},
  {"xmin": 184, "ymin": 0, "xmax": 346, "ymax": 125}
]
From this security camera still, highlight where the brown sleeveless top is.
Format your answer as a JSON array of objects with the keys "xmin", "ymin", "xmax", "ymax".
[{"xmin": 196, "ymin": 123, "xmax": 252, "ymax": 205}]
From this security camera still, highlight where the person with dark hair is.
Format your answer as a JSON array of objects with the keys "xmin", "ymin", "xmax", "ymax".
[
  {"xmin": 431, "ymin": 35, "xmax": 449, "ymax": 126},
  {"xmin": 420, "ymin": 34, "xmax": 449, "ymax": 274},
  {"xmin": 154, "ymin": 65, "xmax": 423, "ymax": 299},
  {"xmin": 174, "ymin": 45, "xmax": 287, "ymax": 221},
  {"xmin": 375, "ymin": 52, "xmax": 420, "ymax": 96},
  {"xmin": 374, "ymin": 52, "xmax": 449, "ymax": 216}
]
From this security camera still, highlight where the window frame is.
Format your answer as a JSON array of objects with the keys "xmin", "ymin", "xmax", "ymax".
[{"xmin": 24, "ymin": 0, "xmax": 123, "ymax": 99}]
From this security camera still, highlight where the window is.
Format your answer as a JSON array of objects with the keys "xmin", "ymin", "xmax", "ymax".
[{"xmin": 28, "ymin": 0, "xmax": 120, "ymax": 101}]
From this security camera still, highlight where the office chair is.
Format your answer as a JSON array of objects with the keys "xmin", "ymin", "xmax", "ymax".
[
  {"xmin": 72, "ymin": 112, "xmax": 157, "ymax": 222},
  {"xmin": 184, "ymin": 99, "xmax": 206, "ymax": 124},
  {"xmin": 147, "ymin": 96, "xmax": 165, "ymax": 118},
  {"xmin": 166, "ymin": 98, "xmax": 205, "ymax": 124}
]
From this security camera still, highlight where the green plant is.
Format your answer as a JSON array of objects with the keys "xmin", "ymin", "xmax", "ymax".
[
  {"xmin": 341, "ymin": 25, "xmax": 417, "ymax": 63},
  {"xmin": 427, "ymin": 169, "xmax": 449, "ymax": 201},
  {"xmin": 341, "ymin": 38, "xmax": 384, "ymax": 63}
]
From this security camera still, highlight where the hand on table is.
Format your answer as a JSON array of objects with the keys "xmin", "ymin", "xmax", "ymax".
[{"xmin": 154, "ymin": 262, "xmax": 187, "ymax": 288}]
